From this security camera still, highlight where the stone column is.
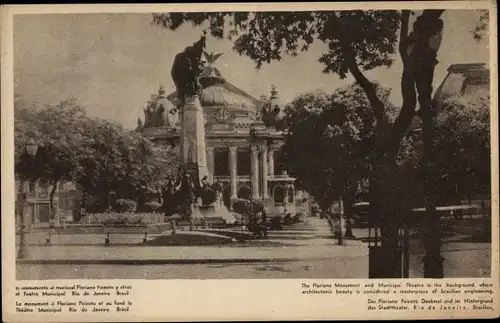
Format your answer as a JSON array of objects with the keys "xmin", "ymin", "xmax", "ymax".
[
  {"xmin": 268, "ymin": 147, "xmax": 275, "ymax": 176},
  {"xmin": 228, "ymin": 146, "xmax": 238, "ymax": 199},
  {"xmin": 261, "ymin": 148, "xmax": 268, "ymax": 198},
  {"xmin": 181, "ymin": 95, "xmax": 208, "ymax": 181},
  {"xmin": 206, "ymin": 147, "xmax": 215, "ymax": 183},
  {"xmin": 251, "ymin": 145, "xmax": 259, "ymax": 199}
]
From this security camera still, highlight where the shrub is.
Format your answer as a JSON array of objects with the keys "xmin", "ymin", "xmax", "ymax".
[
  {"xmin": 269, "ymin": 216, "xmax": 283, "ymax": 230},
  {"xmin": 283, "ymin": 213, "xmax": 293, "ymax": 225},
  {"xmin": 143, "ymin": 201, "xmax": 162, "ymax": 213},
  {"xmin": 83, "ymin": 212, "xmax": 164, "ymax": 226},
  {"xmin": 251, "ymin": 199, "xmax": 264, "ymax": 214},
  {"xmin": 232, "ymin": 198, "xmax": 251, "ymax": 215},
  {"xmin": 232, "ymin": 198, "xmax": 263, "ymax": 215},
  {"xmin": 114, "ymin": 199, "xmax": 137, "ymax": 213}
]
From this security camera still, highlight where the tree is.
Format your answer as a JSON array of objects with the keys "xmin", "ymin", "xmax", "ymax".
[
  {"xmin": 15, "ymin": 98, "xmax": 180, "ymax": 215},
  {"xmin": 472, "ymin": 9, "xmax": 489, "ymax": 41},
  {"xmin": 281, "ymin": 84, "xmax": 394, "ymax": 215},
  {"xmin": 152, "ymin": 9, "xmax": 485, "ymax": 277},
  {"xmin": 281, "ymin": 84, "xmax": 396, "ymax": 244},
  {"xmin": 15, "ymin": 99, "xmax": 88, "ymax": 221},
  {"xmin": 435, "ymin": 92, "xmax": 490, "ymax": 204},
  {"xmin": 73, "ymin": 118, "xmax": 179, "ymax": 212}
]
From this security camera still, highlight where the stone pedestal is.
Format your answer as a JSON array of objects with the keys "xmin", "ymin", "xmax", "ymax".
[
  {"xmin": 181, "ymin": 95, "xmax": 208, "ymax": 181},
  {"xmin": 198, "ymin": 201, "xmax": 237, "ymax": 224}
]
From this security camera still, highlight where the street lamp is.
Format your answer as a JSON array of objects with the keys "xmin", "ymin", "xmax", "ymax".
[{"xmin": 18, "ymin": 138, "xmax": 38, "ymax": 259}]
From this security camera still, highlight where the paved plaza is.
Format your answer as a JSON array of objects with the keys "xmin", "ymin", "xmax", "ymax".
[{"xmin": 16, "ymin": 217, "xmax": 491, "ymax": 279}]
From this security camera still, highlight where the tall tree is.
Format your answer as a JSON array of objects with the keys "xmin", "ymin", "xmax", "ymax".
[
  {"xmin": 15, "ymin": 99, "xmax": 179, "ymax": 214},
  {"xmin": 73, "ymin": 117, "xmax": 179, "ymax": 212},
  {"xmin": 152, "ymin": 9, "xmax": 446, "ymax": 277},
  {"xmin": 281, "ymin": 84, "xmax": 394, "ymax": 216},
  {"xmin": 15, "ymin": 99, "xmax": 88, "ymax": 220},
  {"xmin": 435, "ymin": 92, "xmax": 490, "ymax": 204}
]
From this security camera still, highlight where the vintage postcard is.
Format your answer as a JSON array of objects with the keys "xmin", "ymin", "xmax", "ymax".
[{"xmin": 1, "ymin": 1, "xmax": 498, "ymax": 321}]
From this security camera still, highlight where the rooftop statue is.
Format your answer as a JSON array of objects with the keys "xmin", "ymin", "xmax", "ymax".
[{"xmin": 171, "ymin": 32, "xmax": 207, "ymax": 107}]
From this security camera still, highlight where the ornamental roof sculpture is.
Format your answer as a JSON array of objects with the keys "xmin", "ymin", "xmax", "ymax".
[
  {"xmin": 139, "ymin": 84, "xmax": 178, "ymax": 131},
  {"xmin": 261, "ymin": 84, "xmax": 286, "ymax": 130}
]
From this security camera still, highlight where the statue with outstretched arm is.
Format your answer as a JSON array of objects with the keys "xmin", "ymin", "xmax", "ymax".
[{"xmin": 171, "ymin": 32, "xmax": 207, "ymax": 107}]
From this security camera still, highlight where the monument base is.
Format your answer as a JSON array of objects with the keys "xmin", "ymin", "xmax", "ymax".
[
  {"xmin": 168, "ymin": 202, "xmax": 236, "ymax": 226},
  {"xmin": 198, "ymin": 202, "xmax": 237, "ymax": 224}
]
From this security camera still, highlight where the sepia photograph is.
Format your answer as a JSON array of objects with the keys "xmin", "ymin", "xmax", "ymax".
[{"xmin": 10, "ymin": 6, "xmax": 492, "ymax": 282}]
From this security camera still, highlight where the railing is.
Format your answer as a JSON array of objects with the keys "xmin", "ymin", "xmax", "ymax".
[
  {"xmin": 25, "ymin": 191, "xmax": 51, "ymax": 200},
  {"xmin": 37, "ymin": 192, "xmax": 49, "ymax": 199},
  {"xmin": 215, "ymin": 175, "xmax": 295, "ymax": 181},
  {"xmin": 267, "ymin": 174, "xmax": 295, "ymax": 181},
  {"xmin": 213, "ymin": 175, "xmax": 251, "ymax": 181},
  {"xmin": 412, "ymin": 205, "xmax": 485, "ymax": 220}
]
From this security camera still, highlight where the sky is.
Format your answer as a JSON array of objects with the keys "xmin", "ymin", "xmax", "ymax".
[{"xmin": 14, "ymin": 10, "xmax": 489, "ymax": 129}]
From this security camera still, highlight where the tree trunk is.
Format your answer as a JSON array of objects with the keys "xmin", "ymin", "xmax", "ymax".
[
  {"xmin": 49, "ymin": 181, "xmax": 58, "ymax": 225},
  {"xmin": 370, "ymin": 150, "xmax": 402, "ymax": 278},
  {"xmin": 342, "ymin": 184, "xmax": 355, "ymax": 239},
  {"xmin": 421, "ymin": 105, "xmax": 443, "ymax": 277},
  {"xmin": 337, "ymin": 198, "xmax": 345, "ymax": 245},
  {"xmin": 413, "ymin": 10, "xmax": 445, "ymax": 278}
]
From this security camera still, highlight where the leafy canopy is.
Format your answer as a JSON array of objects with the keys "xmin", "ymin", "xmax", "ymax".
[
  {"xmin": 14, "ymin": 99, "xmax": 179, "ymax": 204},
  {"xmin": 280, "ymin": 83, "xmax": 393, "ymax": 206},
  {"xmin": 435, "ymin": 91, "xmax": 490, "ymax": 198},
  {"xmin": 152, "ymin": 11, "xmax": 401, "ymax": 74}
]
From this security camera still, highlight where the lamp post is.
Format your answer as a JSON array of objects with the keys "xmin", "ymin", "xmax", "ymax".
[
  {"xmin": 105, "ymin": 127, "xmax": 113, "ymax": 213},
  {"xmin": 18, "ymin": 138, "xmax": 38, "ymax": 259}
]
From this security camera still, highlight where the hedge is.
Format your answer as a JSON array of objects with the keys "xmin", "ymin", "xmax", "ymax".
[{"xmin": 82, "ymin": 212, "xmax": 164, "ymax": 226}]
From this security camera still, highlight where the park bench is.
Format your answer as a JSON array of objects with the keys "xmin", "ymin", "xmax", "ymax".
[
  {"xmin": 174, "ymin": 217, "xmax": 227, "ymax": 229},
  {"xmin": 412, "ymin": 205, "xmax": 481, "ymax": 220}
]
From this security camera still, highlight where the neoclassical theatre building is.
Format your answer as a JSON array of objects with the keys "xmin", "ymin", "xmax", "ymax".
[{"xmin": 137, "ymin": 56, "xmax": 301, "ymax": 214}]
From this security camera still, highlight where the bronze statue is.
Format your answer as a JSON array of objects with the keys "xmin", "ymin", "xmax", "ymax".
[
  {"xmin": 174, "ymin": 166, "xmax": 196, "ymax": 218},
  {"xmin": 161, "ymin": 176, "xmax": 178, "ymax": 218},
  {"xmin": 171, "ymin": 33, "xmax": 207, "ymax": 107},
  {"xmin": 198, "ymin": 176, "xmax": 225, "ymax": 206}
]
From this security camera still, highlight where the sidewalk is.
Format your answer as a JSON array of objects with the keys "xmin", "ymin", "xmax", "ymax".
[
  {"xmin": 16, "ymin": 217, "xmax": 368, "ymax": 265},
  {"xmin": 16, "ymin": 241, "xmax": 367, "ymax": 265}
]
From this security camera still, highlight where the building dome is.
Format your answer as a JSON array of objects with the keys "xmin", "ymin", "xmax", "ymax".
[
  {"xmin": 167, "ymin": 52, "xmax": 260, "ymax": 114},
  {"xmin": 200, "ymin": 83, "xmax": 256, "ymax": 112}
]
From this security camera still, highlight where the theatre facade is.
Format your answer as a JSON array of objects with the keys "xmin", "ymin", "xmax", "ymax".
[{"xmin": 136, "ymin": 57, "xmax": 303, "ymax": 215}]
